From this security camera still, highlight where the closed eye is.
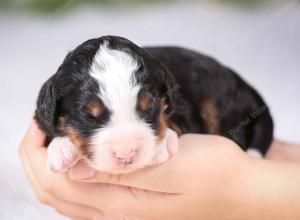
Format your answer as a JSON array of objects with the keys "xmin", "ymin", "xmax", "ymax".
[
  {"xmin": 137, "ymin": 92, "xmax": 155, "ymax": 112},
  {"xmin": 85, "ymin": 97, "xmax": 103, "ymax": 118}
]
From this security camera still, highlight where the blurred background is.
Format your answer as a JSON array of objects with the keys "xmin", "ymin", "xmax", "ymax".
[{"xmin": 0, "ymin": 0, "xmax": 299, "ymax": 219}]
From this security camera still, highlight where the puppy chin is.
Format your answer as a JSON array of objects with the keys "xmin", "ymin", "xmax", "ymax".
[{"xmin": 85, "ymin": 158, "xmax": 152, "ymax": 174}]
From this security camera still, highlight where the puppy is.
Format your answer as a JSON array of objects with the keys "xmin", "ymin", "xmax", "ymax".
[{"xmin": 35, "ymin": 36, "xmax": 273, "ymax": 174}]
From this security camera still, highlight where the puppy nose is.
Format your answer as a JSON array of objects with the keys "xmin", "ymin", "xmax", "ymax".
[{"xmin": 113, "ymin": 149, "xmax": 138, "ymax": 165}]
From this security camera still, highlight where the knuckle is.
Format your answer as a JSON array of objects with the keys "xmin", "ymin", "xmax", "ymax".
[
  {"xmin": 40, "ymin": 179, "xmax": 55, "ymax": 194},
  {"xmin": 54, "ymin": 209, "xmax": 67, "ymax": 217},
  {"xmin": 17, "ymin": 145, "xmax": 24, "ymax": 158},
  {"xmin": 37, "ymin": 192, "xmax": 51, "ymax": 205}
]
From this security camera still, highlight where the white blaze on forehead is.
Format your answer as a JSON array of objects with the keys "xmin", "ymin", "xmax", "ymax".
[
  {"xmin": 90, "ymin": 41, "xmax": 140, "ymax": 124},
  {"xmin": 87, "ymin": 41, "xmax": 158, "ymax": 173}
]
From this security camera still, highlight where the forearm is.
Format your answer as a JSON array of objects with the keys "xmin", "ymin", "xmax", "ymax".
[{"xmin": 231, "ymin": 157, "xmax": 300, "ymax": 220}]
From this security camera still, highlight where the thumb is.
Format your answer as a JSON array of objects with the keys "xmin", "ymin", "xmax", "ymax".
[
  {"xmin": 69, "ymin": 160, "xmax": 184, "ymax": 194},
  {"xmin": 68, "ymin": 162, "xmax": 96, "ymax": 180},
  {"xmin": 68, "ymin": 134, "xmax": 223, "ymax": 193},
  {"xmin": 21, "ymin": 119, "xmax": 47, "ymax": 148}
]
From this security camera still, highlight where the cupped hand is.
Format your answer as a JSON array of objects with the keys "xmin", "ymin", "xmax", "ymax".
[
  {"xmin": 18, "ymin": 120, "xmax": 105, "ymax": 219},
  {"xmin": 20, "ymin": 119, "xmax": 300, "ymax": 220},
  {"xmin": 19, "ymin": 119, "xmax": 251, "ymax": 220}
]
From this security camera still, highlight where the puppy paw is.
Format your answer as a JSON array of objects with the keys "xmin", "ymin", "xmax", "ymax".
[
  {"xmin": 47, "ymin": 137, "xmax": 79, "ymax": 173},
  {"xmin": 153, "ymin": 128, "xmax": 179, "ymax": 164},
  {"xmin": 166, "ymin": 128, "xmax": 179, "ymax": 157}
]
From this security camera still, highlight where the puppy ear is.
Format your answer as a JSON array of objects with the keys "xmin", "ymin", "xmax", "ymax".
[
  {"xmin": 159, "ymin": 68, "xmax": 179, "ymax": 117},
  {"xmin": 143, "ymin": 50, "xmax": 179, "ymax": 117},
  {"xmin": 34, "ymin": 77, "xmax": 58, "ymax": 137}
]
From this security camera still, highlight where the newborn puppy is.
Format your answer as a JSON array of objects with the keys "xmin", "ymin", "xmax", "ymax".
[{"xmin": 35, "ymin": 35, "xmax": 273, "ymax": 174}]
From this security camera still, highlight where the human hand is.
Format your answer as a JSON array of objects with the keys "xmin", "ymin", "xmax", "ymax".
[
  {"xmin": 266, "ymin": 140, "xmax": 300, "ymax": 163},
  {"xmin": 19, "ymin": 119, "xmax": 300, "ymax": 220},
  {"xmin": 18, "ymin": 120, "xmax": 105, "ymax": 219},
  {"xmin": 19, "ymin": 119, "xmax": 252, "ymax": 220}
]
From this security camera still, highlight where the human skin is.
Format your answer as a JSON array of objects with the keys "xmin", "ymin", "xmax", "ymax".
[
  {"xmin": 18, "ymin": 120, "xmax": 300, "ymax": 220},
  {"xmin": 266, "ymin": 139, "xmax": 300, "ymax": 162}
]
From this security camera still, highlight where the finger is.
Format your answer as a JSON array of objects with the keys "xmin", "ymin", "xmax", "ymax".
[
  {"xmin": 20, "ymin": 143, "xmax": 105, "ymax": 219},
  {"xmin": 51, "ymin": 197, "xmax": 106, "ymax": 220},
  {"xmin": 20, "ymin": 119, "xmax": 47, "ymax": 150},
  {"xmin": 71, "ymin": 218, "xmax": 92, "ymax": 220},
  {"xmin": 24, "ymin": 134, "xmax": 243, "ymax": 217},
  {"xmin": 18, "ymin": 119, "xmax": 47, "ymax": 194},
  {"xmin": 22, "ymin": 135, "xmax": 95, "ymax": 210},
  {"xmin": 19, "ymin": 120, "xmax": 148, "ymax": 217},
  {"xmin": 19, "ymin": 143, "xmax": 50, "ymax": 205},
  {"xmin": 68, "ymin": 134, "xmax": 202, "ymax": 193},
  {"xmin": 69, "ymin": 159, "xmax": 185, "ymax": 194},
  {"xmin": 23, "ymin": 138, "xmax": 168, "ymax": 216}
]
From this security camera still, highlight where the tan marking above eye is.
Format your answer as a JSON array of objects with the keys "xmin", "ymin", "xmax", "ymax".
[
  {"xmin": 138, "ymin": 93, "xmax": 154, "ymax": 111},
  {"xmin": 86, "ymin": 97, "xmax": 103, "ymax": 118}
]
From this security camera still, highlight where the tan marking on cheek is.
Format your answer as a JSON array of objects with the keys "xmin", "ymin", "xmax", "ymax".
[
  {"xmin": 67, "ymin": 127, "xmax": 90, "ymax": 157},
  {"xmin": 56, "ymin": 119, "xmax": 92, "ymax": 159},
  {"xmin": 200, "ymin": 97, "xmax": 220, "ymax": 134},
  {"xmin": 138, "ymin": 93, "xmax": 152, "ymax": 111},
  {"xmin": 86, "ymin": 97, "xmax": 103, "ymax": 118}
]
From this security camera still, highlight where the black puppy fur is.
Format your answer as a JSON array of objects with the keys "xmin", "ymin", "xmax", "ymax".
[{"xmin": 35, "ymin": 36, "xmax": 273, "ymax": 155}]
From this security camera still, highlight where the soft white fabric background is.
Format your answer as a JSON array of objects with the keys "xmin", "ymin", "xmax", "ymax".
[{"xmin": 0, "ymin": 2, "xmax": 299, "ymax": 219}]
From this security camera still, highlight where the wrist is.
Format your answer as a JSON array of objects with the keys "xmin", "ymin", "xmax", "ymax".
[{"xmin": 228, "ymin": 157, "xmax": 300, "ymax": 220}]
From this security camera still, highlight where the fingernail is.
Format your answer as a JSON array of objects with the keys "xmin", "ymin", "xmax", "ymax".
[{"xmin": 69, "ymin": 163, "xmax": 96, "ymax": 180}]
